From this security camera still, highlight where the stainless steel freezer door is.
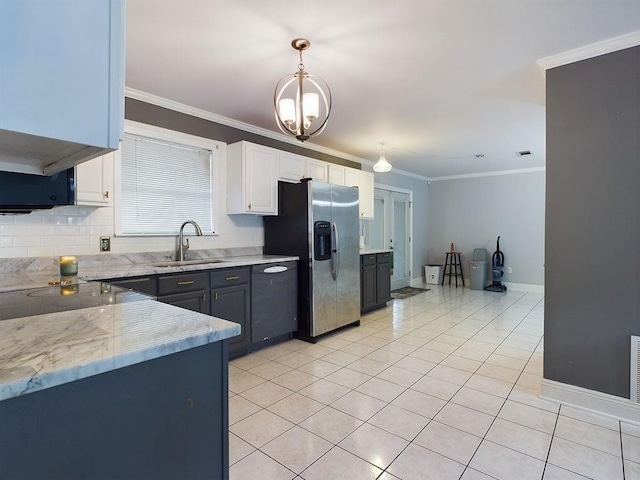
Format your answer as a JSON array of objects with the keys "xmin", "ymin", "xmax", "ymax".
[
  {"xmin": 310, "ymin": 182, "xmax": 335, "ymax": 336},
  {"xmin": 331, "ymin": 184, "xmax": 361, "ymax": 330}
]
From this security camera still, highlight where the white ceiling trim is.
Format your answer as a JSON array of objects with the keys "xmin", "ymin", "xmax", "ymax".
[
  {"xmin": 125, "ymin": 87, "xmax": 430, "ymax": 181},
  {"xmin": 428, "ymin": 166, "xmax": 546, "ymax": 182},
  {"xmin": 537, "ymin": 30, "xmax": 640, "ymax": 72}
]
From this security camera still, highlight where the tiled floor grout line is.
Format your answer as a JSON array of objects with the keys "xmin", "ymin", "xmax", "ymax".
[
  {"xmin": 340, "ymin": 290, "xmax": 541, "ymax": 477},
  {"xmin": 453, "ymin": 298, "xmax": 546, "ymax": 478},
  {"xmin": 229, "ymin": 288, "xmax": 593, "ymax": 479},
  {"xmin": 540, "ymin": 407, "xmax": 561, "ymax": 480},
  {"xmin": 621, "ymin": 422, "xmax": 627, "ymax": 480}
]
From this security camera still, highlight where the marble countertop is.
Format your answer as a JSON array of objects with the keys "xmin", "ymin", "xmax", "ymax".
[
  {"xmin": 0, "ymin": 250, "xmax": 297, "ymax": 401},
  {"xmin": 0, "ymin": 293, "xmax": 240, "ymax": 401},
  {"xmin": 80, "ymin": 254, "xmax": 300, "ymax": 281},
  {"xmin": 0, "ymin": 253, "xmax": 299, "ymax": 292}
]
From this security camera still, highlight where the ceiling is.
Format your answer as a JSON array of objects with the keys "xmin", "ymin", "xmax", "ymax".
[{"xmin": 125, "ymin": 1, "xmax": 640, "ymax": 179}]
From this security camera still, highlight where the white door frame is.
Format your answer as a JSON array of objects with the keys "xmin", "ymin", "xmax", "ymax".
[{"xmin": 374, "ymin": 183, "xmax": 414, "ymax": 290}]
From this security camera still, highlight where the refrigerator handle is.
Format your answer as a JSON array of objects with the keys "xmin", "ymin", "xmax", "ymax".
[{"xmin": 331, "ymin": 221, "xmax": 339, "ymax": 281}]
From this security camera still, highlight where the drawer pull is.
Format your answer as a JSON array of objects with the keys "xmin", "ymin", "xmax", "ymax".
[
  {"xmin": 177, "ymin": 280, "xmax": 194, "ymax": 286},
  {"xmin": 225, "ymin": 275, "xmax": 240, "ymax": 281}
]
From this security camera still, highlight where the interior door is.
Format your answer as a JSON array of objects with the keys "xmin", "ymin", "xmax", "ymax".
[
  {"xmin": 366, "ymin": 188, "xmax": 412, "ymax": 290},
  {"xmin": 390, "ymin": 192, "xmax": 411, "ymax": 290}
]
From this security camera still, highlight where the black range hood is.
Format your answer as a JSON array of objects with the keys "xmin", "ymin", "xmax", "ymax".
[{"xmin": 0, "ymin": 168, "xmax": 75, "ymax": 214}]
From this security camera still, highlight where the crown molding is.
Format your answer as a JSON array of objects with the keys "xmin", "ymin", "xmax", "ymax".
[
  {"xmin": 125, "ymin": 87, "xmax": 373, "ymax": 166},
  {"xmin": 537, "ymin": 30, "xmax": 640, "ymax": 72},
  {"xmin": 428, "ymin": 166, "xmax": 545, "ymax": 182}
]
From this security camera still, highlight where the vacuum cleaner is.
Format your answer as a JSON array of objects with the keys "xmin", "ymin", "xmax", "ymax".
[{"xmin": 484, "ymin": 236, "xmax": 507, "ymax": 292}]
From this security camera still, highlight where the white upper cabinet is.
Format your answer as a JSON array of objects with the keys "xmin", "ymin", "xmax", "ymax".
[
  {"xmin": 0, "ymin": 0, "xmax": 125, "ymax": 176},
  {"xmin": 227, "ymin": 141, "xmax": 278, "ymax": 215},
  {"xmin": 305, "ymin": 159, "xmax": 328, "ymax": 183},
  {"xmin": 227, "ymin": 140, "xmax": 371, "ymax": 217},
  {"xmin": 329, "ymin": 165, "xmax": 346, "ymax": 186},
  {"xmin": 279, "ymin": 152, "xmax": 306, "ymax": 183},
  {"xmin": 76, "ymin": 152, "xmax": 114, "ymax": 207},
  {"xmin": 345, "ymin": 167, "xmax": 375, "ymax": 219}
]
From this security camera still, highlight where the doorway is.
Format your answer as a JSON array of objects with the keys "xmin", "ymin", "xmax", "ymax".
[{"xmin": 365, "ymin": 186, "xmax": 413, "ymax": 290}]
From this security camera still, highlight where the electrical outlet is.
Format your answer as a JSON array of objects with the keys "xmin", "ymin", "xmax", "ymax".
[
  {"xmin": 507, "ymin": 266, "xmax": 512, "ymax": 274},
  {"xmin": 100, "ymin": 236, "xmax": 111, "ymax": 252}
]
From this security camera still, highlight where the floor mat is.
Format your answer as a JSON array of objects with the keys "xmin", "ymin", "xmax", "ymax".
[{"xmin": 390, "ymin": 286, "xmax": 430, "ymax": 299}]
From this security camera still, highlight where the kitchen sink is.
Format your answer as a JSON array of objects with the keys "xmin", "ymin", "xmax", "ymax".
[{"xmin": 149, "ymin": 259, "xmax": 227, "ymax": 268}]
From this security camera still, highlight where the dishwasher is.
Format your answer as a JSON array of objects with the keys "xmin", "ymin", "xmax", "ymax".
[{"xmin": 251, "ymin": 261, "xmax": 298, "ymax": 343}]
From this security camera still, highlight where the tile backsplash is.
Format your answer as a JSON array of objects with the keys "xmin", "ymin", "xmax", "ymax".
[{"xmin": 0, "ymin": 206, "xmax": 263, "ymax": 258}]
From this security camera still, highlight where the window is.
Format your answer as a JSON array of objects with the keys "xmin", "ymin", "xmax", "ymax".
[{"xmin": 115, "ymin": 123, "xmax": 222, "ymax": 236}]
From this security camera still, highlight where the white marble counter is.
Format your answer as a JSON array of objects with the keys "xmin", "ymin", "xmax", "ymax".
[
  {"xmin": 0, "ymin": 253, "xmax": 299, "ymax": 292},
  {"xmin": 80, "ymin": 254, "xmax": 300, "ymax": 281},
  {"xmin": 0, "ymin": 297, "xmax": 240, "ymax": 401}
]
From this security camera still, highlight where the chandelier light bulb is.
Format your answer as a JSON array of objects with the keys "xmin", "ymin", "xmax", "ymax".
[{"xmin": 278, "ymin": 98, "xmax": 296, "ymax": 126}]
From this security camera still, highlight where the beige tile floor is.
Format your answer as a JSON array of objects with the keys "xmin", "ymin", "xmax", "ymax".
[{"xmin": 228, "ymin": 285, "xmax": 640, "ymax": 480}]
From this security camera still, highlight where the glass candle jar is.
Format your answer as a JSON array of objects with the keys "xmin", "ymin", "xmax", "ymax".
[{"xmin": 59, "ymin": 256, "xmax": 78, "ymax": 277}]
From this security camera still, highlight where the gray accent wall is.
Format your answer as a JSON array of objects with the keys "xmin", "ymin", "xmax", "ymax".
[
  {"xmin": 545, "ymin": 46, "xmax": 640, "ymax": 399},
  {"xmin": 427, "ymin": 172, "xmax": 545, "ymax": 286},
  {"xmin": 125, "ymin": 98, "xmax": 360, "ymax": 168}
]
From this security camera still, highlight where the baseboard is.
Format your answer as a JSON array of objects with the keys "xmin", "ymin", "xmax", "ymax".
[
  {"xmin": 540, "ymin": 378, "xmax": 640, "ymax": 425},
  {"xmin": 504, "ymin": 282, "xmax": 544, "ymax": 293},
  {"xmin": 411, "ymin": 277, "xmax": 544, "ymax": 294}
]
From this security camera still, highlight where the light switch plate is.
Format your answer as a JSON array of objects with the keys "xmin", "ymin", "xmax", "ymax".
[{"xmin": 100, "ymin": 236, "xmax": 111, "ymax": 252}]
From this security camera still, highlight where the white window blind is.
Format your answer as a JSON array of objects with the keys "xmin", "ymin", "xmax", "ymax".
[{"xmin": 120, "ymin": 133, "xmax": 213, "ymax": 235}]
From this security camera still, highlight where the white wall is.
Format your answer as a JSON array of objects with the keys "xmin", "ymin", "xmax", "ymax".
[
  {"xmin": 0, "ymin": 204, "xmax": 263, "ymax": 258},
  {"xmin": 427, "ymin": 170, "xmax": 545, "ymax": 286}
]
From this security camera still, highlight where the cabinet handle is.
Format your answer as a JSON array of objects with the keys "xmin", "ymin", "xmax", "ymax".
[
  {"xmin": 202, "ymin": 293, "xmax": 206, "ymax": 301},
  {"xmin": 104, "ymin": 191, "xmax": 109, "ymax": 199},
  {"xmin": 214, "ymin": 292, "xmax": 218, "ymax": 300},
  {"xmin": 225, "ymin": 275, "xmax": 239, "ymax": 281},
  {"xmin": 247, "ymin": 203, "xmax": 251, "ymax": 210},
  {"xmin": 177, "ymin": 280, "xmax": 194, "ymax": 286}
]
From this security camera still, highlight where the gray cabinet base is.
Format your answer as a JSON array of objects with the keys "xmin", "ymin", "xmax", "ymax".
[{"xmin": 0, "ymin": 341, "xmax": 229, "ymax": 480}]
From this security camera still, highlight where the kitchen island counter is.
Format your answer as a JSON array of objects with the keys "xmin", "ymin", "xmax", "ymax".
[
  {"xmin": 0, "ymin": 285, "xmax": 239, "ymax": 402},
  {"xmin": 0, "ymin": 282, "xmax": 238, "ymax": 480}
]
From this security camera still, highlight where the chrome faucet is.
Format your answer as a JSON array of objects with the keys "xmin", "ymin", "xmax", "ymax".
[{"xmin": 178, "ymin": 220, "xmax": 203, "ymax": 261}]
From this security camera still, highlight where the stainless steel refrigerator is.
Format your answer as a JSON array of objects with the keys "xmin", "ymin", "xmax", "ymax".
[{"xmin": 264, "ymin": 179, "xmax": 361, "ymax": 342}]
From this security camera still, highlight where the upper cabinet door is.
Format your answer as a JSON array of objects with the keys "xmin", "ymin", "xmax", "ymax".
[
  {"xmin": 227, "ymin": 141, "xmax": 278, "ymax": 215},
  {"xmin": 329, "ymin": 165, "xmax": 346, "ymax": 186},
  {"xmin": 345, "ymin": 167, "xmax": 374, "ymax": 219},
  {"xmin": 305, "ymin": 159, "xmax": 328, "ymax": 183},
  {"xmin": 279, "ymin": 152, "xmax": 306, "ymax": 183},
  {"xmin": 0, "ymin": 0, "xmax": 125, "ymax": 175},
  {"xmin": 76, "ymin": 151, "xmax": 114, "ymax": 206}
]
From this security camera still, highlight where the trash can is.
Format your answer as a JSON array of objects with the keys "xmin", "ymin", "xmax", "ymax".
[
  {"xmin": 425, "ymin": 265, "xmax": 443, "ymax": 285},
  {"xmin": 469, "ymin": 248, "xmax": 488, "ymax": 290}
]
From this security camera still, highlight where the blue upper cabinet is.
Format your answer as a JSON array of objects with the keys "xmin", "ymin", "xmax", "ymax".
[{"xmin": 0, "ymin": 0, "xmax": 125, "ymax": 175}]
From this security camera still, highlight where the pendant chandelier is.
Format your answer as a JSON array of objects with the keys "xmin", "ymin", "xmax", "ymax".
[
  {"xmin": 373, "ymin": 144, "xmax": 393, "ymax": 172},
  {"xmin": 274, "ymin": 38, "xmax": 331, "ymax": 142}
]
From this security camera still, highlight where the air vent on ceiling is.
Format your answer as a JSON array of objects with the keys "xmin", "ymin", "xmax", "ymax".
[{"xmin": 516, "ymin": 150, "xmax": 532, "ymax": 157}]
